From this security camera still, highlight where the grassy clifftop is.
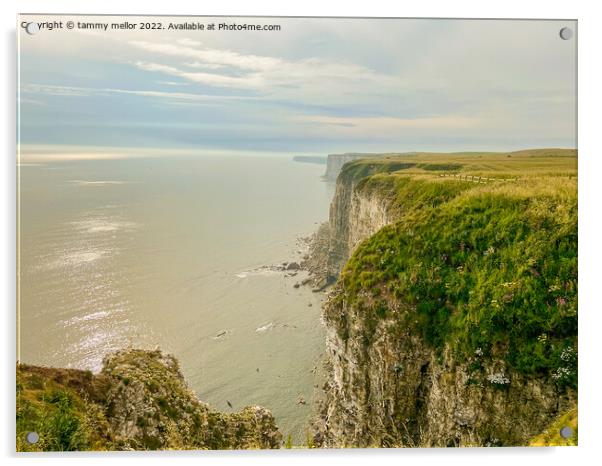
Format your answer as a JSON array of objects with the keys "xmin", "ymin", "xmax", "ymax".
[
  {"xmin": 338, "ymin": 148, "xmax": 577, "ymax": 181},
  {"xmin": 333, "ymin": 176, "xmax": 577, "ymax": 386},
  {"xmin": 329, "ymin": 149, "xmax": 578, "ymax": 385},
  {"xmin": 17, "ymin": 349, "xmax": 282, "ymax": 451}
]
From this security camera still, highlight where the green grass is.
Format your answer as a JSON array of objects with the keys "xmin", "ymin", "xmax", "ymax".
[
  {"xmin": 329, "ymin": 150, "xmax": 577, "ymax": 389},
  {"xmin": 339, "ymin": 159, "xmax": 417, "ymax": 184},
  {"xmin": 16, "ymin": 365, "xmax": 113, "ymax": 451}
]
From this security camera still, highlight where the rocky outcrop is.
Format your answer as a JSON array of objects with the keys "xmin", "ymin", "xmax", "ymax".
[
  {"xmin": 102, "ymin": 349, "xmax": 281, "ymax": 450},
  {"xmin": 17, "ymin": 349, "xmax": 282, "ymax": 451}
]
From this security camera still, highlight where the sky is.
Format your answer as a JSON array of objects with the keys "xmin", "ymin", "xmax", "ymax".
[{"xmin": 18, "ymin": 16, "xmax": 577, "ymax": 159}]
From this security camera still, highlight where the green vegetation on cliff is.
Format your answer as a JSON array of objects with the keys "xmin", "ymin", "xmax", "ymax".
[
  {"xmin": 17, "ymin": 366, "xmax": 112, "ymax": 451},
  {"xmin": 17, "ymin": 349, "xmax": 282, "ymax": 451},
  {"xmin": 329, "ymin": 150, "xmax": 577, "ymax": 388}
]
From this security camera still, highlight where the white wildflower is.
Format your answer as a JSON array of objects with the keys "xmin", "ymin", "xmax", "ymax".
[
  {"xmin": 487, "ymin": 372, "xmax": 510, "ymax": 385},
  {"xmin": 552, "ymin": 367, "xmax": 572, "ymax": 381},
  {"xmin": 560, "ymin": 346, "xmax": 575, "ymax": 362}
]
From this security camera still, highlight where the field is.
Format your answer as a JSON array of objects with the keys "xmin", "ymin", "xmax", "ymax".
[{"xmin": 338, "ymin": 148, "xmax": 576, "ymax": 181}]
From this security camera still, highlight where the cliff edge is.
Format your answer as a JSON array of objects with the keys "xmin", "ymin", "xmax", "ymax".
[{"xmin": 314, "ymin": 150, "xmax": 578, "ymax": 447}]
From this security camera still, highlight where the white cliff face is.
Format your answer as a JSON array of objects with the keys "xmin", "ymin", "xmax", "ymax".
[
  {"xmin": 347, "ymin": 190, "xmax": 390, "ymax": 253},
  {"xmin": 326, "ymin": 175, "xmax": 393, "ymax": 281},
  {"xmin": 316, "ymin": 295, "xmax": 576, "ymax": 448}
]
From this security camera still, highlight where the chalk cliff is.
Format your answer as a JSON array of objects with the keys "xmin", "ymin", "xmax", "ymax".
[{"xmin": 314, "ymin": 155, "xmax": 578, "ymax": 447}]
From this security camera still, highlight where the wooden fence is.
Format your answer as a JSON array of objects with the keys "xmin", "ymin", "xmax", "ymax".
[{"xmin": 438, "ymin": 173, "xmax": 519, "ymax": 183}]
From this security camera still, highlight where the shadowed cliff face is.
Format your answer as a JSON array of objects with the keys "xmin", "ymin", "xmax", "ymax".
[
  {"xmin": 316, "ymin": 295, "xmax": 576, "ymax": 447},
  {"xmin": 17, "ymin": 349, "xmax": 282, "ymax": 451},
  {"xmin": 315, "ymin": 152, "xmax": 578, "ymax": 447}
]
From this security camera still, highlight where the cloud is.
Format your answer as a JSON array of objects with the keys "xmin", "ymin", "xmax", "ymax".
[
  {"xmin": 18, "ymin": 17, "xmax": 576, "ymax": 152},
  {"xmin": 130, "ymin": 40, "xmax": 281, "ymax": 71},
  {"xmin": 18, "ymin": 97, "xmax": 47, "ymax": 106},
  {"xmin": 184, "ymin": 62, "xmax": 226, "ymax": 70},
  {"xmin": 157, "ymin": 81, "xmax": 189, "ymax": 86},
  {"xmin": 18, "ymin": 144, "xmax": 282, "ymax": 162},
  {"xmin": 133, "ymin": 62, "xmax": 264, "ymax": 89},
  {"xmin": 128, "ymin": 39, "xmax": 401, "ymax": 97},
  {"xmin": 21, "ymin": 83, "xmax": 256, "ymax": 103},
  {"xmin": 299, "ymin": 115, "xmax": 478, "ymax": 131},
  {"xmin": 176, "ymin": 38, "xmax": 203, "ymax": 47}
]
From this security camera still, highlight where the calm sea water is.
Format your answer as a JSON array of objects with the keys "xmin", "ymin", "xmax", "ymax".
[{"xmin": 18, "ymin": 155, "xmax": 332, "ymax": 442}]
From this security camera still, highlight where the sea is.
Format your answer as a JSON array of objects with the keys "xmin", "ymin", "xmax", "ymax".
[{"xmin": 18, "ymin": 154, "xmax": 333, "ymax": 442}]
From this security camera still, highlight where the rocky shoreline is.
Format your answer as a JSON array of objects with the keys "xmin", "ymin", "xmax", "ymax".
[
  {"xmin": 239, "ymin": 221, "xmax": 332, "ymax": 293},
  {"xmin": 299, "ymin": 222, "xmax": 332, "ymax": 290}
]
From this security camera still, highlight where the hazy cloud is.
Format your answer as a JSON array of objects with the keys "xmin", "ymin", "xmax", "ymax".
[
  {"xmin": 18, "ymin": 16, "xmax": 577, "ymax": 154},
  {"xmin": 21, "ymin": 83, "xmax": 256, "ymax": 103}
]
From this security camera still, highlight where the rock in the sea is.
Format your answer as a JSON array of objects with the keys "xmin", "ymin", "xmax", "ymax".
[{"xmin": 286, "ymin": 262, "xmax": 300, "ymax": 271}]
